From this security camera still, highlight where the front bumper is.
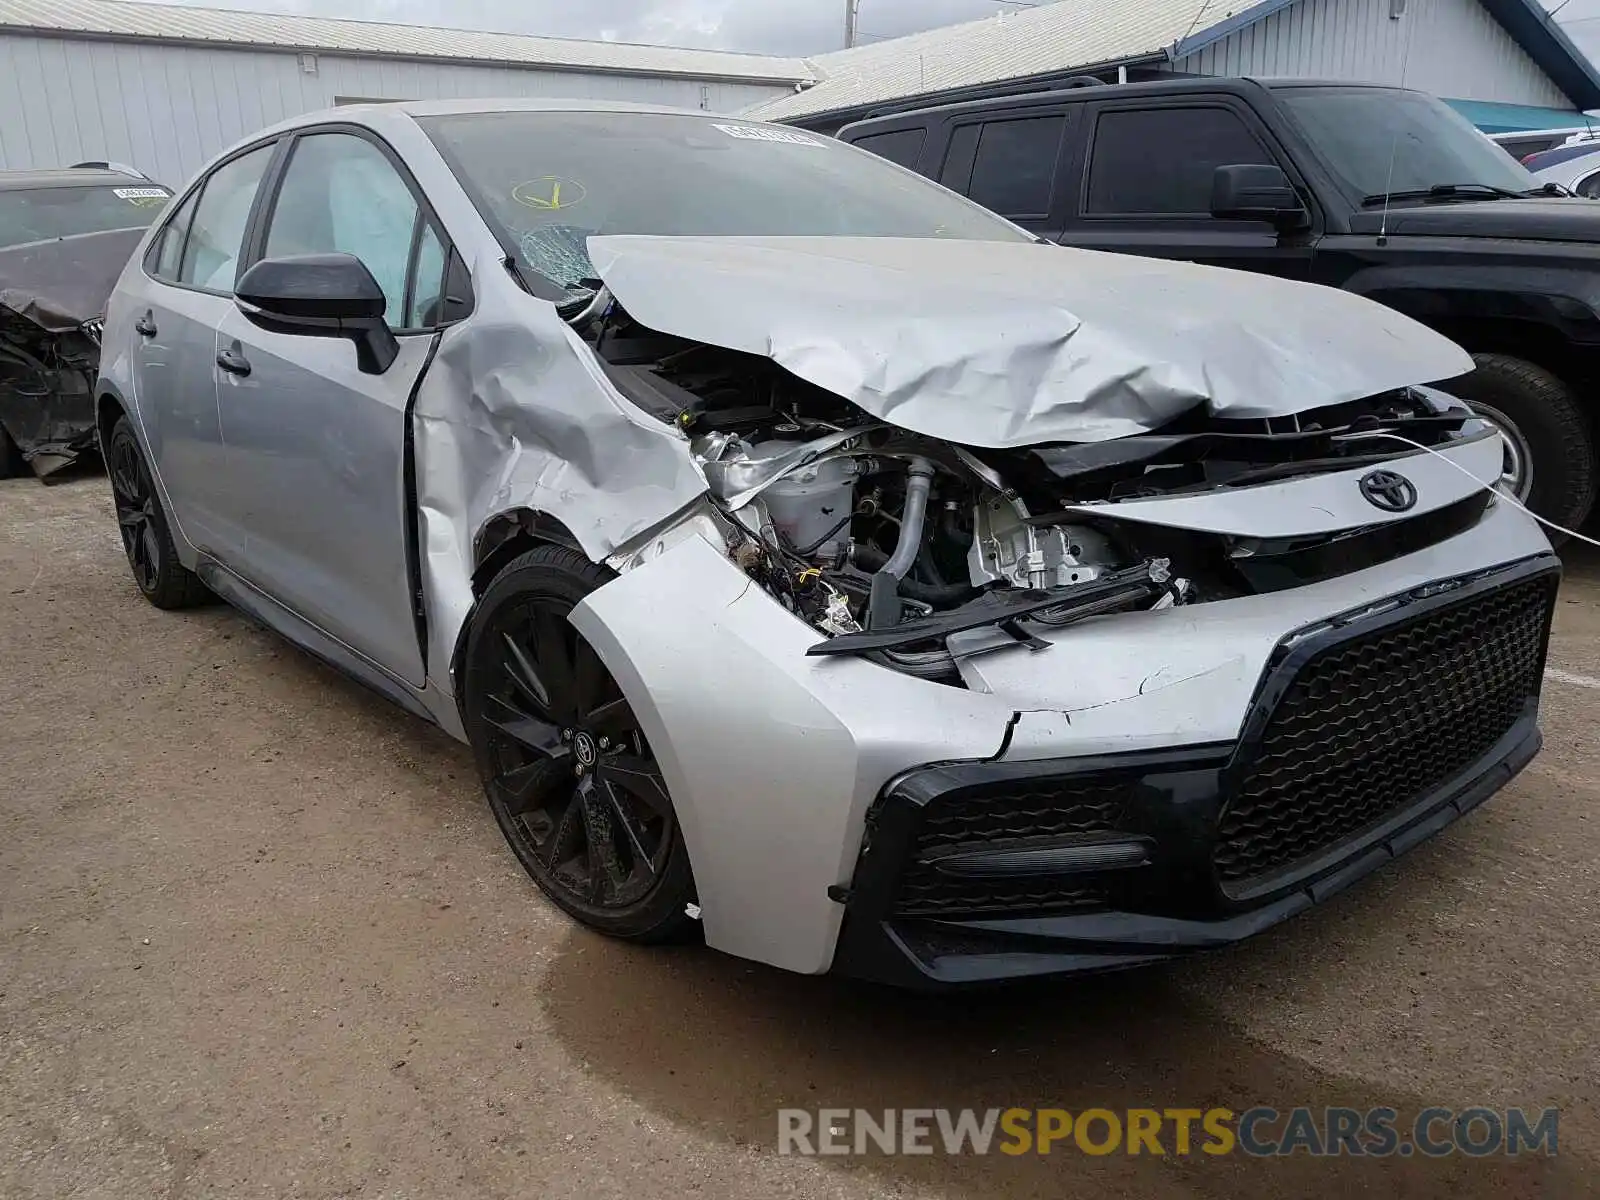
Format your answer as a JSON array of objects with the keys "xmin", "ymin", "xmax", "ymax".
[{"xmin": 832, "ymin": 556, "xmax": 1559, "ymax": 989}]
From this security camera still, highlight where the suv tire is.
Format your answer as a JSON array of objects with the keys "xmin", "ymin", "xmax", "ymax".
[{"xmin": 1444, "ymin": 352, "xmax": 1596, "ymax": 541}]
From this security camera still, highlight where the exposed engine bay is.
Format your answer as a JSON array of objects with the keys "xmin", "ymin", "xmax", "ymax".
[
  {"xmin": 0, "ymin": 309, "xmax": 100, "ymax": 476},
  {"xmin": 584, "ymin": 300, "xmax": 1488, "ymax": 685}
]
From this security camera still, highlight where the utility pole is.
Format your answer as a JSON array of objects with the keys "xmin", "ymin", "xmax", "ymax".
[{"xmin": 845, "ymin": 0, "xmax": 860, "ymax": 48}]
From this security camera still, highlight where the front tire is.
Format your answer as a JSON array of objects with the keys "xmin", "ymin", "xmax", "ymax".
[
  {"xmin": 1443, "ymin": 353, "xmax": 1597, "ymax": 539},
  {"xmin": 107, "ymin": 416, "xmax": 211, "ymax": 609},
  {"xmin": 462, "ymin": 544, "xmax": 696, "ymax": 943}
]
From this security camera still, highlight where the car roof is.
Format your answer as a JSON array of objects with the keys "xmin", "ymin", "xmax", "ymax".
[
  {"xmin": 233, "ymin": 97, "xmax": 754, "ymax": 152},
  {"xmin": 837, "ymin": 76, "xmax": 1419, "ymax": 135},
  {"xmin": 0, "ymin": 167, "xmax": 152, "ymax": 192},
  {"xmin": 1534, "ymin": 144, "xmax": 1600, "ymax": 181},
  {"xmin": 1522, "ymin": 137, "xmax": 1600, "ymax": 172},
  {"xmin": 273, "ymin": 97, "xmax": 727, "ymax": 130}
]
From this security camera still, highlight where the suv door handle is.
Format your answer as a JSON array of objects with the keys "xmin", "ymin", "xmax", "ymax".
[
  {"xmin": 134, "ymin": 311, "xmax": 158, "ymax": 337},
  {"xmin": 216, "ymin": 346, "xmax": 252, "ymax": 377}
]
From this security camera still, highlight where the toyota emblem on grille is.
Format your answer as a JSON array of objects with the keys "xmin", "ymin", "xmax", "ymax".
[{"xmin": 1359, "ymin": 469, "xmax": 1418, "ymax": 513}]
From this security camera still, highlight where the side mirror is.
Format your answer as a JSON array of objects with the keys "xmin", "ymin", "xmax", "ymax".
[
  {"xmin": 1210, "ymin": 164, "xmax": 1308, "ymax": 230},
  {"xmin": 235, "ymin": 253, "xmax": 399, "ymax": 375}
]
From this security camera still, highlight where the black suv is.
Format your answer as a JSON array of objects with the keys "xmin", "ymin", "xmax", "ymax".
[{"xmin": 839, "ymin": 77, "xmax": 1600, "ymax": 531}]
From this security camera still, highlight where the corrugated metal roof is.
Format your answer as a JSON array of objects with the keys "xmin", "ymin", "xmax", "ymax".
[
  {"xmin": 747, "ymin": 0, "xmax": 1218, "ymax": 121},
  {"xmin": 0, "ymin": 0, "xmax": 818, "ymax": 83}
]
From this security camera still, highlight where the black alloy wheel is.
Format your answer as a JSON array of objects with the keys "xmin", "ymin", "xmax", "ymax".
[
  {"xmin": 109, "ymin": 426, "xmax": 159, "ymax": 592},
  {"xmin": 107, "ymin": 417, "xmax": 210, "ymax": 609},
  {"xmin": 465, "ymin": 545, "xmax": 694, "ymax": 942}
]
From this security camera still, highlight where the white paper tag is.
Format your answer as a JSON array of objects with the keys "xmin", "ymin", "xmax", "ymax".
[
  {"xmin": 711, "ymin": 123, "xmax": 824, "ymax": 147},
  {"xmin": 113, "ymin": 187, "xmax": 169, "ymax": 200}
]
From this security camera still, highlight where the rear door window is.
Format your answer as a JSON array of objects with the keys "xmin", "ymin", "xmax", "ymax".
[
  {"xmin": 178, "ymin": 144, "xmax": 275, "ymax": 291},
  {"xmin": 1086, "ymin": 106, "xmax": 1272, "ymax": 215},
  {"xmin": 965, "ymin": 115, "xmax": 1067, "ymax": 218},
  {"xmin": 850, "ymin": 128, "xmax": 927, "ymax": 170}
]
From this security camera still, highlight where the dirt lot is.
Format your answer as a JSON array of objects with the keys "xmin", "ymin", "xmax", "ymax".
[{"xmin": 2, "ymin": 475, "xmax": 1598, "ymax": 1199}]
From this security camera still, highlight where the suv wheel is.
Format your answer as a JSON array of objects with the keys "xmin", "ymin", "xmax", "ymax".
[
  {"xmin": 462, "ymin": 544, "xmax": 697, "ymax": 943},
  {"xmin": 1444, "ymin": 353, "xmax": 1597, "ymax": 540}
]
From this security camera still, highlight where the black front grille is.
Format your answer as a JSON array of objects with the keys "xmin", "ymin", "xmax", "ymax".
[
  {"xmin": 1215, "ymin": 573, "xmax": 1556, "ymax": 890},
  {"xmin": 892, "ymin": 780, "xmax": 1129, "ymax": 917}
]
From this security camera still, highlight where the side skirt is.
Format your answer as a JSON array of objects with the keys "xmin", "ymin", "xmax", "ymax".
[{"xmin": 197, "ymin": 558, "xmax": 439, "ymax": 726}]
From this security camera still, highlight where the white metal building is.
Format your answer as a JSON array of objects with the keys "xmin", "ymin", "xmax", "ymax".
[
  {"xmin": 745, "ymin": 0, "xmax": 1600, "ymax": 135},
  {"xmin": 0, "ymin": 0, "xmax": 812, "ymax": 184}
]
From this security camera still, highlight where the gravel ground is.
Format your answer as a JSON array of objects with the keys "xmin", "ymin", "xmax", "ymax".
[{"xmin": 2, "ymin": 474, "xmax": 1598, "ymax": 1199}]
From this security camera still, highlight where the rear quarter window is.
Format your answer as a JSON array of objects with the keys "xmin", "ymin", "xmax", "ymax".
[{"xmin": 849, "ymin": 128, "xmax": 928, "ymax": 170}]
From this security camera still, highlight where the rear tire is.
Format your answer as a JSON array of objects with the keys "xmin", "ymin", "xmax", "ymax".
[
  {"xmin": 1442, "ymin": 353, "xmax": 1596, "ymax": 540},
  {"xmin": 462, "ymin": 544, "xmax": 696, "ymax": 944},
  {"xmin": 107, "ymin": 416, "xmax": 211, "ymax": 609},
  {"xmin": 0, "ymin": 423, "xmax": 26, "ymax": 479}
]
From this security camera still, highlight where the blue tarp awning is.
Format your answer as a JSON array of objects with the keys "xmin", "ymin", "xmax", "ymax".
[{"xmin": 1445, "ymin": 97, "xmax": 1595, "ymax": 134}]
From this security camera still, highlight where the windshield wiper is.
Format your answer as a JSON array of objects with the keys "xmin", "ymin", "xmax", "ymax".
[
  {"xmin": 1522, "ymin": 181, "xmax": 1571, "ymax": 197},
  {"xmin": 1360, "ymin": 182, "xmax": 1525, "ymax": 206}
]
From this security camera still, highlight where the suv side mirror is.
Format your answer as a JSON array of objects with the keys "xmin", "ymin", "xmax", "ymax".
[
  {"xmin": 235, "ymin": 253, "xmax": 399, "ymax": 375},
  {"xmin": 1210, "ymin": 164, "xmax": 1308, "ymax": 230}
]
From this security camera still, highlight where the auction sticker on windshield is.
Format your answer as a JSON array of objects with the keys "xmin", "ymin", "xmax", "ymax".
[
  {"xmin": 711, "ymin": 123, "xmax": 825, "ymax": 147},
  {"xmin": 113, "ymin": 187, "xmax": 170, "ymax": 204}
]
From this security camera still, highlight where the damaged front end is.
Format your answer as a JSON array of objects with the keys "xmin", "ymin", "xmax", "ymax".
[
  {"xmin": 572, "ymin": 233, "xmax": 1520, "ymax": 691},
  {"xmin": 448, "ymin": 231, "xmax": 1552, "ymax": 980},
  {"xmin": 0, "ymin": 228, "xmax": 143, "ymax": 478},
  {"xmin": 0, "ymin": 306, "xmax": 100, "ymax": 477},
  {"xmin": 588, "ymin": 298, "xmax": 1506, "ymax": 691}
]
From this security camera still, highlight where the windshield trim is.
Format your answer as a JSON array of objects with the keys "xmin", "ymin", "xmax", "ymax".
[{"xmin": 416, "ymin": 109, "xmax": 1032, "ymax": 302}]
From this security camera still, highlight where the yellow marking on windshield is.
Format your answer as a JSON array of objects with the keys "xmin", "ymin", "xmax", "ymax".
[{"xmin": 513, "ymin": 176, "xmax": 588, "ymax": 212}]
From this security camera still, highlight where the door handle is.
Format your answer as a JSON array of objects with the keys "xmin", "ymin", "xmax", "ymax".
[
  {"xmin": 216, "ymin": 346, "xmax": 252, "ymax": 377},
  {"xmin": 134, "ymin": 311, "xmax": 158, "ymax": 337}
]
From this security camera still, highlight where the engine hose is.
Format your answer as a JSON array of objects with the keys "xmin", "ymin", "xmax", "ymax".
[
  {"xmin": 882, "ymin": 457, "xmax": 935, "ymax": 579},
  {"xmin": 866, "ymin": 456, "xmax": 940, "ymax": 630},
  {"xmin": 851, "ymin": 544, "xmax": 979, "ymax": 605}
]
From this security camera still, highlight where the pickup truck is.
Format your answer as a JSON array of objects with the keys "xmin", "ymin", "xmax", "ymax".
[{"xmin": 837, "ymin": 77, "xmax": 1600, "ymax": 533}]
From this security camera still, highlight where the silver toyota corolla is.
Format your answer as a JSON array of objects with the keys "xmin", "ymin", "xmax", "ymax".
[{"xmin": 97, "ymin": 100, "xmax": 1558, "ymax": 989}]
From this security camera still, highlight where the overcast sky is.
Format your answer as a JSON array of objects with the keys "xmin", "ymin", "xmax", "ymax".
[{"xmin": 159, "ymin": 0, "xmax": 1600, "ymax": 63}]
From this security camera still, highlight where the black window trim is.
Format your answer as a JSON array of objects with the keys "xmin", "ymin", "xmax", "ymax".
[
  {"xmin": 249, "ymin": 121, "xmax": 474, "ymax": 335},
  {"xmin": 145, "ymin": 187, "xmax": 198, "ymax": 282},
  {"xmin": 944, "ymin": 110, "xmax": 1071, "ymax": 222},
  {"xmin": 142, "ymin": 135, "xmax": 286, "ymax": 297},
  {"xmin": 1078, "ymin": 97, "xmax": 1296, "ymax": 224}
]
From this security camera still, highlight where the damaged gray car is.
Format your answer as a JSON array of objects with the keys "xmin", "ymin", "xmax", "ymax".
[
  {"xmin": 97, "ymin": 101, "xmax": 1558, "ymax": 988},
  {"xmin": 0, "ymin": 168, "xmax": 170, "ymax": 477}
]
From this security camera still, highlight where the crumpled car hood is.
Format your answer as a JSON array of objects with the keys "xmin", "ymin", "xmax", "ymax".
[
  {"xmin": 0, "ymin": 227, "xmax": 145, "ymax": 333},
  {"xmin": 587, "ymin": 234, "xmax": 1473, "ymax": 448}
]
